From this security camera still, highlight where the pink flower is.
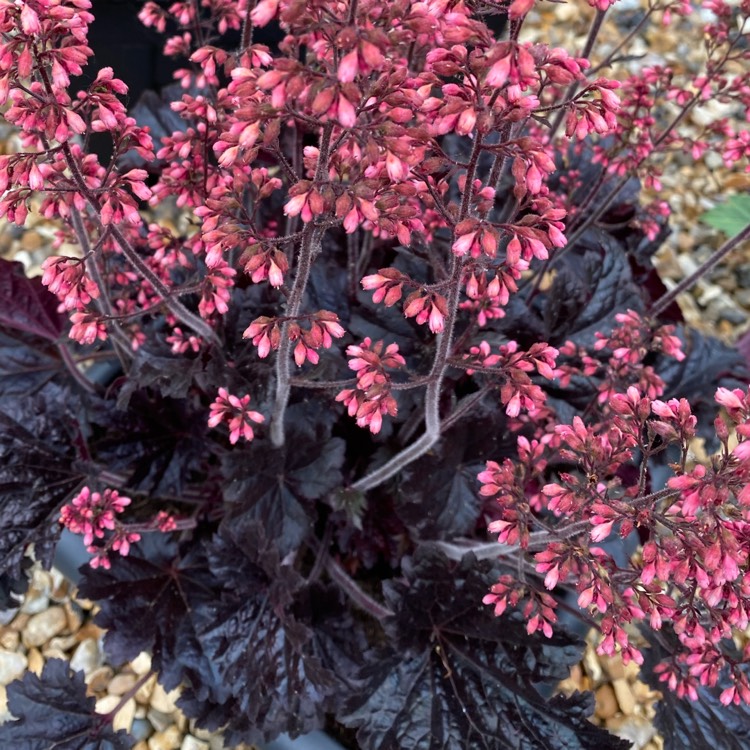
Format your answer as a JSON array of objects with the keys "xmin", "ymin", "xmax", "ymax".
[
  {"xmin": 250, "ymin": 0, "xmax": 279, "ymax": 26},
  {"xmin": 208, "ymin": 388, "xmax": 265, "ymax": 444}
]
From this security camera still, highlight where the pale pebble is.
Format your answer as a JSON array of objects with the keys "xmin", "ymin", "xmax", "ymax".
[
  {"xmin": 69, "ymin": 638, "xmax": 101, "ymax": 675},
  {"xmin": 22, "ymin": 606, "xmax": 66, "ymax": 648},
  {"xmin": 149, "ymin": 681, "xmax": 178, "ymax": 714},
  {"xmin": 147, "ymin": 708, "xmax": 174, "ymax": 733},
  {"xmin": 41, "ymin": 648, "xmax": 67, "ymax": 663},
  {"xmin": 48, "ymin": 634, "xmax": 78, "ymax": 652},
  {"xmin": 148, "ymin": 725, "xmax": 182, "ymax": 750},
  {"xmin": 0, "ymin": 651, "xmax": 27, "ymax": 686},
  {"xmin": 95, "ymin": 694, "xmax": 136, "ymax": 733},
  {"xmin": 20, "ymin": 590, "xmax": 49, "ymax": 615},
  {"xmin": 135, "ymin": 674, "xmax": 157, "ymax": 705},
  {"xmin": 108, "ymin": 673, "xmax": 137, "ymax": 696},
  {"xmin": 131, "ymin": 652, "xmax": 152, "ymax": 675},
  {"xmin": 180, "ymin": 736, "xmax": 209, "ymax": 750},
  {"xmin": 113, "ymin": 699, "xmax": 136, "ymax": 734}
]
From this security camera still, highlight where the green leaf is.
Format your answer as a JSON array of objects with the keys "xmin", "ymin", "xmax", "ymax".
[{"xmin": 700, "ymin": 194, "xmax": 750, "ymax": 238}]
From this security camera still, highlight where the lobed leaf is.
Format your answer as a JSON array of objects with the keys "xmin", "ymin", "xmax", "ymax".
[
  {"xmin": 339, "ymin": 547, "xmax": 629, "ymax": 750},
  {"xmin": 0, "ymin": 658, "xmax": 134, "ymax": 749}
]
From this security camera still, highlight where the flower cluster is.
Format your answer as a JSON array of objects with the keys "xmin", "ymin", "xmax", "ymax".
[
  {"xmin": 59, "ymin": 487, "xmax": 140, "ymax": 569},
  {"xmin": 482, "ymin": 381, "xmax": 750, "ymax": 693},
  {"xmin": 207, "ymin": 388, "xmax": 265, "ymax": 444},
  {"xmin": 336, "ymin": 338, "xmax": 405, "ymax": 434}
]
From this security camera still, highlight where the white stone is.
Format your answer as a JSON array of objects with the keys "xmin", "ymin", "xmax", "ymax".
[
  {"xmin": 131, "ymin": 652, "xmax": 152, "ymax": 675},
  {"xmin": 0, "ymin": 651, "xmax": 27, "ymax": 686},
  {"xmin": 149, "ymin": 682, "xmax": 178, "ymax": 714},
  {"xmin": 180, "ymin": 736, "xmax": 209, "ymax": 750}
]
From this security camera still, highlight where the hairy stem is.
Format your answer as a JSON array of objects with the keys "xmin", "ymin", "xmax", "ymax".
[
  {"xmin": 436, "ymin": 520, "xmax": 594, "ymax": 562},
  {"xmin": 57, "ymin": 343, "xmax": 99, "ymax": 394},
  {"xmin": 352, "ymin": 256, "xmax": 465, "ymax": 492},
  {"xmin": 269, "ymin": 224, "xmax": 324, "ymax": 446},
  {"xmin": 61, "ymin": 144, "xmax": 220, "ymax": 347},
  {"xmin": 351, "ymin": 136, "xmax": 486, "ymax": 492},
  {"xmin": 270, "ymin": 122, "xmax": 334, "ymax": 447},
  {"xmin": 70, "ymin": 207, "xmax": 133, "ymax": 366},
  {"xmin": 326, "ymin": 557, "xmax": 394, "ymax": 621}
]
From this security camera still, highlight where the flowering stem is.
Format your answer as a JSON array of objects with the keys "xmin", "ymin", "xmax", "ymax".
[
  {"xmin": 269, "ymin": 227, "xmax": 324, "ymax": 447},
  {"xmin": 60, "ymin": 144, "xmax": 221, "ymax": 348},
  {"xmin": 57, "ymin": 343, "xmax": 99, "ymax": 394},
  {"xmin": 650, "ymin": 222, "xmax": 750, "ymax": 317},
  {"xmin": 547, "ymin": 9, "xmax": 608, "ymax": 141},
  {"xmin": 69, "ymin": 207, "xmax": 133, "ymax": 365},
  {"xmin": 270, "ymin": 123, "xmax": 334, "ymax": 447},
  {"xmin": 436, "ymin": 520, "xmax": 593, "ymax": 561},
  {"xmin": 351, "ymin": 135, "xmax": 485, "ymax": 492},
  {"xmin": 352, "ymin": 257, "xmax": 464, "ymax": 492},
  {"xmin": 239, "ymin": 0, "xmax": 257, "ymax": 50},
  {"xmin": 529, "ymin": 88, "xmax": 705, "ymax": 301},
  {"xmin": 325, "ymin": 557, "xmax": 394, "ymax": 621}
]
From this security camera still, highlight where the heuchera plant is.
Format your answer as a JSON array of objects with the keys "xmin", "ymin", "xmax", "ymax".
[{"xmin": 2, "ymin": 0, "xmax": 750, "ymax": 746}]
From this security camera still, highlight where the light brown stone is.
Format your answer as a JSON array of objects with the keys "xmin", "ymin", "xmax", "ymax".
[
  {"xmin": 86, "ymin": 666, "xmax": 114, "ymax": 694},
  {"xmin": 70, "ymin": 637, "xmax": 101, "ymax": 675},
  {"xmin": 9, "ymin": 614, "xmax": 29, "ymax": 633},
  {"xmin": 148, "ymin": 726, "xmax": 182, "ymax": 750},
  {"xmin": 64, "ymin": 601, "xmax": 84, "ymax": 633},
  {"xmin": 27, "ymin": 648, "xmax": 44, "ymax": 676},
  {"xmin": 22, "ymin": 606, "xmax": 67, "ymax": 648},
  {"xmin": 108, "ymin": 673, "xmax": 138, "ymax": 696},
  {"xmin": 595, "ymin": 683, "xmax": 618, "ymax": 720},
  {"xmin": 0, "ymin": 629, "xmax": 19, "ymax": 651},
  {"xmin": 612, "ymin": 678, "xmax": 636, "ymax": 716}
]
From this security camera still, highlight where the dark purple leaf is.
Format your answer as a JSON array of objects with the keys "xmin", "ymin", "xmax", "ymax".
[
  {"xmin": 115, "ymin": 350, "xmax": 204, "ymax": 409},
  {"xmin": 396, "ymin": 414, "xmax": 506, "ymax": 539},
  {"xmin": 220, "ymin": 401, "xmax": 343, "ymax": 553},
  {"xmin": 543, "ymin": 236, "xmax": 645, "ymax": 348},
  {"xmin": 0, "ymin": 385, "xmax": 84, "ymax": 581},
  {"xmin": 0, "ymin": 658, "xmax": 134, "ymax": 749},
  {"xmin": 0, "ymin": 259, "xmax": 64, "ymax": 341},
  {"xmin": 0, "ymin": 261, "xmax": 67, "ymax": 396},
  {"xmin": 89, "ymin": 390, "xmax": 212, "ymax": 499},
  {"xmin": 194, "ymin": 518, "xmax": 339, "ymax": 743},
  {"xmin": 340, "ymin": 547, "xmax": 629, "ymax": 750},
  {"xmin": 77, "ymin": 535, "xmax": 220, "ymax": 693}
]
